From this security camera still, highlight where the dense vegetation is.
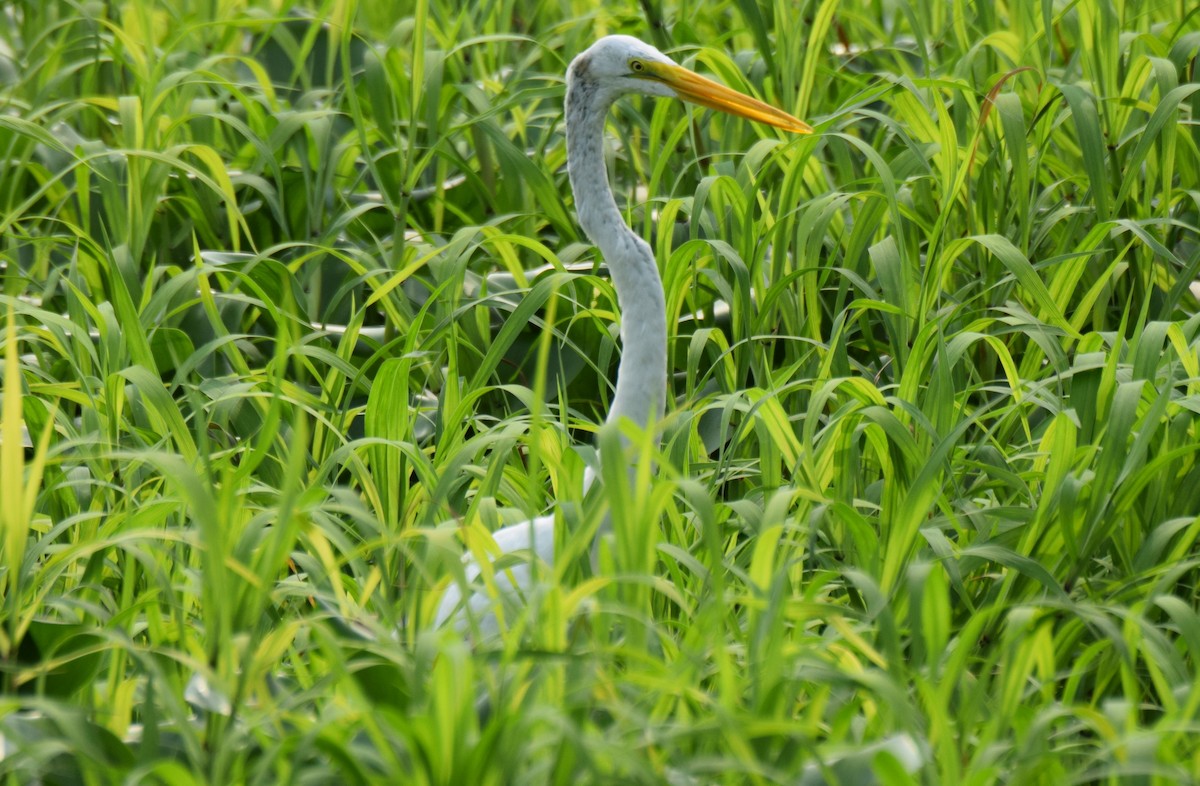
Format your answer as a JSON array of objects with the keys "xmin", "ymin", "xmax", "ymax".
[{"xmin": 2, "ymin": 0, "xmax": 1199, "ymax": 783}]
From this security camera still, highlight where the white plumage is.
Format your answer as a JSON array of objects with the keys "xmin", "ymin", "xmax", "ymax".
[{"xmin": 434, "ymin": 36, "xmax": 810, "ymax": 635}]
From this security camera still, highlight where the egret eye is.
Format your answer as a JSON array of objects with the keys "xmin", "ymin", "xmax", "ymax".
[{"xmin": 629, "ymin": 58, "xmax": 646, "ymax": 73}]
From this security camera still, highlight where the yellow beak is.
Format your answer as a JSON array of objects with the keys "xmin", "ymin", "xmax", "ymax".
[{"xmin": 643, "ymin": 61, "xmax": 813, "ymax": 134}]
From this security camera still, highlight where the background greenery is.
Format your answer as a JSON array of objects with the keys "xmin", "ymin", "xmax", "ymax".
[{"xmin": 2, "ymin": 0, "xmax": 1200, "ymax": 782}]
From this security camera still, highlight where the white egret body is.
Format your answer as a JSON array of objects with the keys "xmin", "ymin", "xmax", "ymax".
[{"xmin": 434, "ymin": 36, "xmax": 810, "ymax": 634}]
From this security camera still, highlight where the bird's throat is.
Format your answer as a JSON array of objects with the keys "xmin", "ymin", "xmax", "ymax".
[{"xmin": 565, "ymin": 78, "xmax": 668, "ymax": 434}]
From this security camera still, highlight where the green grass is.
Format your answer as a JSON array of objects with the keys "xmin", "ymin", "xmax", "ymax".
[{"xmin": 3, "ymin": 0, "xmax": 1200, "ymax": 783}]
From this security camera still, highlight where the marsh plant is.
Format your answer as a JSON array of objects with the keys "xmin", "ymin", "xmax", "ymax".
[{"xmin": 1, "ymin": 0, "xmax": 1199, "ymax": 783}]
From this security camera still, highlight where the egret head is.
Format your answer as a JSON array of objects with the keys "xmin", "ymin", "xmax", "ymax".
[
  {"xmin": 567, "ymin": 35, "xmax": 678, "ymax": 99},
  {"xmin": 567, "ymin": 35, "xmax": 812, "ymax": 134}
]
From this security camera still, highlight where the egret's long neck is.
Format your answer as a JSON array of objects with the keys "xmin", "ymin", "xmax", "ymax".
[{"xmin": 565, "ymin": 74, "xmax": 668, "ymax": 435}]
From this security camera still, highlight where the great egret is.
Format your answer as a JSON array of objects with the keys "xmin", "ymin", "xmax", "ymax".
[{"xmin": 433, "ymin": 35, "xmax": 811, "ymax": 634}]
